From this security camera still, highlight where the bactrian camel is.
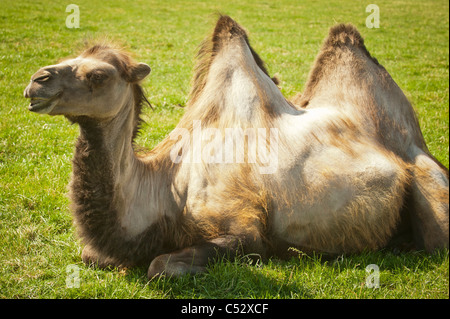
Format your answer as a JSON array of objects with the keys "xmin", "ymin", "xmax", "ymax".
[{"xmin": 24, "ymin": 16, "xmax": 448, "ymax": 278}]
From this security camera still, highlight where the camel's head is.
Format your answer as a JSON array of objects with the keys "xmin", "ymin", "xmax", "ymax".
[{"xmin": 24, "ymin": 44, "xmax": 151, "ymax": 118}]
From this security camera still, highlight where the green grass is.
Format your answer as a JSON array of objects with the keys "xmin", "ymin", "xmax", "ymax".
[{"xmin": 0, "ymin": 0, "xmax": 448, "ymax": 299}]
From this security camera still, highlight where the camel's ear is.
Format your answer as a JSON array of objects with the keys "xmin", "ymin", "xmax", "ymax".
[{"xmin": 129, "ymin": 63, "xmax": 151, "ymax": 82}]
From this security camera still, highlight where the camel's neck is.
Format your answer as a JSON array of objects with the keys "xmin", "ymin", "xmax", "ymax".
[{"xmin": 67, "ymin": 92, "xmax": 187, "ymax": 266}]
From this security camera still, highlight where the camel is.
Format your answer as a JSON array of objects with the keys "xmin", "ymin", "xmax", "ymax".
[{"xmin": 24, "ymin": 15, "xmax": 448, "ymax": 279}]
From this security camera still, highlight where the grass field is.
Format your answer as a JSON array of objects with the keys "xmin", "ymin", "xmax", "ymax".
[{"xmin": 0, "ymin": 0, "xmax": 448, "ymax": 299}]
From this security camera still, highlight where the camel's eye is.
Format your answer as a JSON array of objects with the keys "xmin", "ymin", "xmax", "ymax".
[{"xmin": 87, "ymin": 71, "xmax": 108, "ymax": 86}]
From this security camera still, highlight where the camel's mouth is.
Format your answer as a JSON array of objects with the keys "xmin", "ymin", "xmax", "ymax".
[{"xmin": 28, "ymin": 92, "xmax": 61, "ymax": 114}]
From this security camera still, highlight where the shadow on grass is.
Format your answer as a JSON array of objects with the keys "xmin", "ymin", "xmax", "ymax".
[
  {"xmin": 124, "ymin": 257, "xmax": 314, "ymax": 299},
  {"xmin": 121, "ymin": 248, "xmax": 448, "ymax": 299}
]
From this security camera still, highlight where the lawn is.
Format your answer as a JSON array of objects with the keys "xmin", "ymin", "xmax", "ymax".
[{"xmin": 0, "ymin": 0, "xmax": 448, "ymax": 299}]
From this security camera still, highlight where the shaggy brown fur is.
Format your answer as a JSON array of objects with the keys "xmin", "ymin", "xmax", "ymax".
[
  {"xmin": 68, "ymin": 116, "xmax": 198, "ymax": 267},
  {"xmin": 24, "ymin": 16, "xmax": 448, "ymax": 278}
]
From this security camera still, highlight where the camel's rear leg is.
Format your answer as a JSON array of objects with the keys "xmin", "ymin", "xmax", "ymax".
[
  {"xmin": 147, "ymin": 235, "xmax": 245, "ymax": 279},
  {"xmin": 407, "ymin": 151, "xmax": 449, "ymax": 251}
]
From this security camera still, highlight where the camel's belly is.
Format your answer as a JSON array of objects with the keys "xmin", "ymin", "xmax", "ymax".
[{"xmin": 270, "ymin": 147, "xmax": 408, "ymax": 254}]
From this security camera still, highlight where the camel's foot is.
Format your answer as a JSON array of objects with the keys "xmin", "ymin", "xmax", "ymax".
[
  {"xmin": 81, "ymin": 245, "xmax": 123, "ymax": 269},
  {"xmin": 147, "ymin": 253, "xmax": 206, "ymax": 278},
  {"xmin": 147, "ymin": 236, "xmax": 243, "ymax": 279}
]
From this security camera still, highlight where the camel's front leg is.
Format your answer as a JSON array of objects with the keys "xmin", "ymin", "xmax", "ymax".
[
  {"xmin": 147, "ymin": 235, "xmax": 244, "ymax": 278},
  {"xmin": 81, "ymin": 245, "xmax": 117, "ymax": 268},
  {"xmin": 81, "ymin": 245, "xmax": 129, "ymax": 269}
]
